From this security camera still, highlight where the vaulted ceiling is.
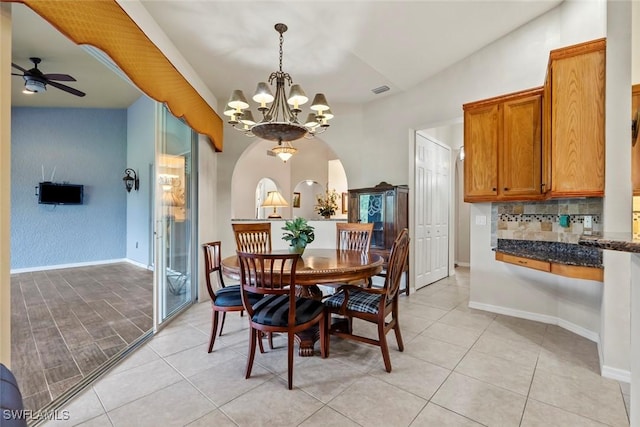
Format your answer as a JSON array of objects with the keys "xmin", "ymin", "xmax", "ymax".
[{"xmin": 10, "ymin": 1, "xmax": 563, "ymax": 110}]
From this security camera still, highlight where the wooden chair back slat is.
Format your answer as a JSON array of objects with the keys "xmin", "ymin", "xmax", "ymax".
[
  {"xmin": 202, "ymin": 241, "xmax": 225, "ymax": 302},
  {"xmin": 383, "ymin": 228, "xmax": 410, "ymax": 301},
  {"xmin": 336, "ymin": 223, "xmax": 374, "ymax": 252},
  {"xmin": 232, "ymin": 223, "xmax": 272, "ymax": 253}
]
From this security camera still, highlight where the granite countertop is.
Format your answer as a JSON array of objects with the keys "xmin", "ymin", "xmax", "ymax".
[
  {"xmin": 578, "ymin": 233, "xmax": 640, "ymax": 253},
  {"xmin": 494, "ymin": 239, "xmax": 603, "ymax": 268}
]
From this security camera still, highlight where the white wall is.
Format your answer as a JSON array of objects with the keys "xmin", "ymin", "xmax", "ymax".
[
  {"xmin": 231, "ymin": 139, "xmax": 291, "ymax": 219},
  {"xmin": 328, "ymin": 159, "xmax": 348, "ymax": 220},
  {"xmin": 198, "ymin": 133, "xmax": 218, "ymax": 301},
  {"xmin": 292, "ymin": 181, "xmax": 323, "ymax": 218},
  {"xmin": 600, "ymin": 0, "xmax": 632, "ymax": 379}
]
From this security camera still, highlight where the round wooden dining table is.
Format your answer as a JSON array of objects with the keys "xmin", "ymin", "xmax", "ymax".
[{"xmin": 221, "ymin": 248, "xmax": 384, "ymax": 356}]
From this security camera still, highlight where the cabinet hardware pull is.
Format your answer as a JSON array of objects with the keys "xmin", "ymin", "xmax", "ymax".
[
  {"xmin": 492, "ymin": 187, "xmax": 497, "ymax": 191},
  {"xmin": 518, "ymin": 260, "xmax": 527, "ymax": 264},
  {"xmin": 504, "ymin": 187, "xmax": 509, "ymax": 191}
]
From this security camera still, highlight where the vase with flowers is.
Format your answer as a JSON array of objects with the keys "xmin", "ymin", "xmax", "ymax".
[{"xmin": 315, "ymin": 188, "xmax": 338, "ymax": 219}]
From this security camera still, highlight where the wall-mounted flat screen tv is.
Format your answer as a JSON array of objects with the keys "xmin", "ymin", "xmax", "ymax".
[{"xmin": 38, "ymin": 182, "xmax": 84, "ymax": 205}]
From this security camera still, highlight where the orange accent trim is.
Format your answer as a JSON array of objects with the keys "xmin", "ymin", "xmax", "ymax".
[{"xmin": 8, "ymin": 0, "xmax": 223, "ymax": 151}]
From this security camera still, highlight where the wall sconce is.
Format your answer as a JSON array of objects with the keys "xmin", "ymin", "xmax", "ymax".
[{"xmin": 123, "ymin": 168, "xmax": 139, "ymax": 192}]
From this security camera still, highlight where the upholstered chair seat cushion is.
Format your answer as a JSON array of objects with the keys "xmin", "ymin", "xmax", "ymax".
[
  {"xmin": 251, "ymin": 295, "xmax": 325, "ymax": 327},
  {"xmin": 214, "ymin": 286, "xmax": 261, "ymax": 308},
  {"xmin": 325, "ymin": 290, "xmax": 382, "ymax": 315}
]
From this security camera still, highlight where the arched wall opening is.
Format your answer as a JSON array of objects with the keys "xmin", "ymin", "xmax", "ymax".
[{"xmin": 231, "ymin": 137, "xmax": 348, "ymax": 220}]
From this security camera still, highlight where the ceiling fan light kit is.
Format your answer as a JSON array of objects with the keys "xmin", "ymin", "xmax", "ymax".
[
  {"xmin": 12, "ymin": 57, "xmax": 86, "ymax": 97},
  {"xmin": 227, "ymin": 23, "xmax": 333, "ymax": 163},
  {"xmin": 24, "ymin": 78, "xmax": 46, "ymax": 93}
]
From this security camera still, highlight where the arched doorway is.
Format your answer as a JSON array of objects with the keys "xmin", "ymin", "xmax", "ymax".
[{"xmin": 231, "ymin": 138, "xmax": 348, "ymax": 220}]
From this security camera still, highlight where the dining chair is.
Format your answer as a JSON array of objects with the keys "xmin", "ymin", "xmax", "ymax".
[
  {"xmin": 232, "ymin": 222, "xmax": 275, "ymax": 348},
  {"xmin": 232, "ymin": 223, "xmax": 272, "ymax": 253},
  {"xmin": 324, "ymin": 228, "xmax": 410, "ymax": 372},
  {"xmin": 336, "ymin": 222, "xmax": 374, "ymax": 252},
  {"xmin": 202, "ymin": 241, "xmax": 263, "ymax": 353},
  {"xmin": 237, "ymin": 251, "xmax": 327, "ymax": 390},
  {"xmin": 336, "ymin": 222, "xmax": 374, "ymax": 287}
]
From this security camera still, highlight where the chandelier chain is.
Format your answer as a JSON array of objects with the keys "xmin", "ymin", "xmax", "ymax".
[{"xmin": 279, "ymin": 31, "xmax": 284, "ymax": 73}]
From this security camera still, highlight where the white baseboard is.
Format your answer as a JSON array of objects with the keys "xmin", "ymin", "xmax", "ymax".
[
  {"xmin": 468, "ymin": 301, "xmax": 599, "ymax": 342},
  {"xmin": 10, "ymin": 258, "xmax": 129, "ymax": 274},
  {"xmin": 455, "ymin": 261, "xmax": 470, "ymax": 267},
  {"xmin": 601, "ymin": 364, "xmax": 631, "ymax": 383},
  {"xmin": 125, "ymin": 258, "xmax": 154, "ymax": 271},
  {"xmin": 469, "ymin": 300, "xmax": 631, "ymax": 382},
  {"xmin": 11, "ymin": 258, "xmax": 155, "ymax": 274}
]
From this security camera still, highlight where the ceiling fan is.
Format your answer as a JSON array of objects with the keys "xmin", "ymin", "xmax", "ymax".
[{"xmin": 11, "ymin": 57, "xmax": 85, "ymax": 97}]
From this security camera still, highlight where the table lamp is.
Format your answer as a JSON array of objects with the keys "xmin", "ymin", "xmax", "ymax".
[{"xmin": 261, "ymin": 190, "xmax": 289, "ymax": 218}]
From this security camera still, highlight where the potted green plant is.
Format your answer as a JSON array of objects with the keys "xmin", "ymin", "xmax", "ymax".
[{"xmin": 282, "ymin": 217, "xmax": 315, "ymax": 254}]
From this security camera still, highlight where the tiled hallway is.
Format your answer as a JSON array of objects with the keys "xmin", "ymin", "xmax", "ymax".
[
  {"xmin": 42, "ymin": 268, "xmax": 629, "ymax": 426},
  {"xmin": 11, "ymin": 263, "xmax": 153, "ymax": 411}
]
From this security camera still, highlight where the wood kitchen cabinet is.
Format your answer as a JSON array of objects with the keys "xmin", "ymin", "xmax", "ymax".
[
  {"xmin": 463, "ymin": 87, "xmax": 543, "ymax": 202},
  {"xmin": 631, "ymin": 84, "xmax": 640, "ymax": 195},
  {"xmin": 544, "ymin": 38, "xmax": 606, "ymax": 198}
]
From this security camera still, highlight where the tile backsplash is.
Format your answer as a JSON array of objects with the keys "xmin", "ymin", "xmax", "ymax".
[{"xmin": 491, "ymin": 199, "xmax": 603, "ymax": 246}]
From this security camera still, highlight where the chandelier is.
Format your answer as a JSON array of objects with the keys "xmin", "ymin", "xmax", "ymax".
[{"xmin": 225, "ymin": 23, "xmax": 333, "ymax": 162}]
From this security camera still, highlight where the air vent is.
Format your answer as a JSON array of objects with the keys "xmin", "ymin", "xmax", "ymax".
[
  {"xmin": 372, "ymin": 85, "xmax": 390, "ymax": 95},
  {"xmin": 266, "ymin": 150, "xmax": 275, "ymax": 157}
]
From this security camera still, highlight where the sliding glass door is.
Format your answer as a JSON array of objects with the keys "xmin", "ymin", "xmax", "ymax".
[{"xmin": 154, "ymin": 104, "xmax": 197, "ymax": 327}]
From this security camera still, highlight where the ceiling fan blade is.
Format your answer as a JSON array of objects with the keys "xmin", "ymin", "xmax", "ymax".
[
  {"xmin": 11, "ymin": 62, "xmax": 27, "ymax": 73},
  {"xmin": 43, "ymin": 73, "xmax": 76, "ymax": 82},
  {"xmin": 11, "ymin": 73, "xmax": 23, "ymax": 77},
  {"xmin": 47, "ymin": 80, "xmax": 86, "ymax": 97}
]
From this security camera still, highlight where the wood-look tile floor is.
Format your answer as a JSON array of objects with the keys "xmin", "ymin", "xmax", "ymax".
[{"xmin": 11, "ymin": 263, "xmax": 153, "ymax": 412}]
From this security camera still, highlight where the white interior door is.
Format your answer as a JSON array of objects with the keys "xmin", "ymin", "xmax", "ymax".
[
  {"xmin": 415, "ymin": 133, "xmax": 450, "ymax": 289},
  {"xmin": 433, "ymin": 141, "xmax": 450, "ymax": 280}
]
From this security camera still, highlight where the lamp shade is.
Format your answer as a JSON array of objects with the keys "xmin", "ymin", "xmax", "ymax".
[
  {"xmin": 227, "ymin": 90, "xmax": 249, "ymax": 110},
  {"xmin": 261, "ymin": 190, "xmax": 288, "ymax": 218},
  {"xmin": 240, "ymin": 110, "xmax": 256, "ymax": 126},
  {"xmin": 287, "ymin": 84, "xmax": 308, "ymax": 108},
  {"xmin": 261, "ymin": 191, "xmax": 289, "ymax": 208},
  {"xmin": 253, "ymin": 82, "xmax": 274, "ymax": 105},
  {"xmin": 310, "ymin": 93, "xmax": 330, "ymax": 111}
]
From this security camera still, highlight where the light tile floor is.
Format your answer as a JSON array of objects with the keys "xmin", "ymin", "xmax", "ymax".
[{"xmin": 42, "ymin": 268, "xmax": 630, "ymax": 426}]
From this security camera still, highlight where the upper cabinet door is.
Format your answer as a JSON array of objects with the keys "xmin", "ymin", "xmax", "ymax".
[
  {"xmin": 501, "ymin": 94, "xmax": 542, "ymax": 197},
  {"xmin": 464, "ymin": 104, "xmax": 499, "ymax": 201},
  {"xmin": 548, "ymin": 39, "xmax": 605, "ymax": 197},
  {"xmin": 463, "ymin": 88, "xmax": 543, "ymax": 202}
]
